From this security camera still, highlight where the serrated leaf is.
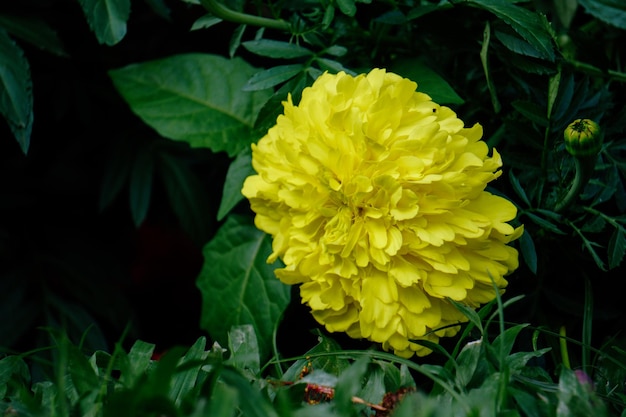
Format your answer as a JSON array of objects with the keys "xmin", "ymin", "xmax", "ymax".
[
  {"xmin": 109, "ymin": 54, "xmax": 272, "ymax": 157},
  {"xmin": 196, "ymin": 215, "xmax": 290, "ymax": 360},
  {"xmin": 389, "ymin": 58, "xmax": 464, "ymax": 105},
  {"xmin": 242, "ymin": 39, "xmax": 313, "ymax": 59},
  {"xmin": 494, "ymin": 29, "xmax": 545, "ymax": 59},
  {"xmin": 218, "ymin": 149, "xmax": 254, "ymax": 221},
  {"xmin": 0, "ymin": 29, "xmax": 33, "ymax": 154},
  {"xmin": 608, "ymin": 227, "xmax": 626, "ymax": 269},
  {"xmin": 77, "ymin": 0, "xmax": 130, "ymax": 45},
  {"xmin": 243, "ymin": 64, "xmax": 305, "ymax": 91},
  {"xmin": 463, "ymin": 0, "xmax": 555, "ymax": 61},
  {"xmin": 0, "ymin": 14, "xmax": 67, "ymax": 56},
  {"xmin": 578, "ymin": 0, "xmax": 626, "ymax": 29}
]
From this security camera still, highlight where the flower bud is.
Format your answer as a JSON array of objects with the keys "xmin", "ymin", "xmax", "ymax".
[{"xmin": 564, "ymin": 119, "xmax": 603, "ymax": 158}]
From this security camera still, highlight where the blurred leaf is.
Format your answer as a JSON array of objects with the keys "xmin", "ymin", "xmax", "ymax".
[
  {"xmin": 314, "ymin": 57, "xmax": 354, "ymax": 74},
  {"xmin": 336, "ymin": 0, "xmax": 357, "ymax": 16},
  {"xmin": 333, "ymin": 356, "xmax": 369, "ymax": 415},
  {"xmin": 512, "ymin": 100, "xmax": 549, "ymax": 127},
  {"xmin": 229, "ymin": 24, "xmax": 246, "ymax": 58},
  {"xmin": 359, "ymin": 362, "xmax": 386, "ymax": 406},
  {"xmin": 523, "ymin": 211, "xmax": 566, "ymax": 235},
  {"xmin": 109, "ymin": 54, "xmax": 272, "ymax": 157},
  {"xmin": 390, "ymin": 58, "xmax": 464, "ymax": 105},
  {"xmin": 196, "ymin": 215, "xmax": 291, "ymax": 361},
  {"xmin": 77, "ymin": 0, "xmax": 130, "ymax": 45},
  {"xmin": 519, "ymin": 229, "xmax": 538, "ymax": 274},
  {"xmin": 509, "ymin": 170, "xmax": 531, "ymax": 207},
  {"xmin": 608, "ymin": 227, "xmax": 626, "ymax": 269},
  {"xmin": 242, "ymin": 39, "xmax": 313, "ymax": 58},
  {"xmin": 226, "ymin": 325, "xmax": 260, "ymax": 376},
  {"xmin": 157, "ymin": 151, "xmax": 211, "ymax": 245},
  {"xmin": 99, "ymin": 136, "xmax": 135, "ymax": 212},
  {"xmin": 243, "ymin": 64, "xmax": 305, "ymax": 91},
  {"xmin": 253, "ymin": 72, "xmax": 308, "ymax": 136},
  {"xmin": 144, "ymin": 0, "xmax": 171, "ymax": 20},
  {"xmin": 323, "ymin": 45, "xmax": 347, "ymax": 57},
  {"xmin": 191, "ymin": 14, "xmax": 222, "ymax": 30},
  {"xmin": 0, "ymin": 29, "xmax": 33, "ymax": 154},
  {"xmin": 492, "ymin": 324, "xmax": 528, "ymax": 359},
  {"xmin": 218, "ymin": 148, "xmax": 254, "ymax": 221},
  {"xmin": 0, "ymin": 356, "xmax": 30, "ymax": 398},
  {"xmin": 0, "ymin": 14, "xmax": 67, "ymax": 56},
  {"xmin": 462, "ymin": 0, "xmax": 555, "ymax": 61},
  {"xmin": 578, "ymin": 0, "xmax": 626, "ymax": 29},
  {"xmin": 205, "ymin": 381, "xmax": 239, "ymax": 416},
  {"xmin": 129, "ymin": 149, "xmax": 154, "ymax": 227}
]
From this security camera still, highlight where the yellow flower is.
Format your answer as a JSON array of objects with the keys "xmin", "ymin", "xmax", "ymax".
[{"xmin": 242, "ymin": 69, "xmax": 522, "ymax": 357}]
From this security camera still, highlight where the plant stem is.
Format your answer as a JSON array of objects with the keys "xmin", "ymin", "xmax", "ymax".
[
  {"xmin": 559, "ymin": 326, "xmax": 571, "ymax": 369},
  {"xmin": 199, "ymin": 0, "xmax": 290, "ymax": 31},
  {"xmin": 553, "ymin": 155, "xmax": 596, "ymax": 212}
]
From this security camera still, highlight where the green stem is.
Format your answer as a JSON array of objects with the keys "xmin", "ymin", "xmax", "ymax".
[
  {"xmin": 559, "ymin": 326, "xmax": 571, "ymax": 370},
  {"xmin": 200, "ymin": 0, "xmax": 290, "ymax": 31},
  {"xmin": 553, "ymin": 155, "xmax": 596, "ymax": 212}
]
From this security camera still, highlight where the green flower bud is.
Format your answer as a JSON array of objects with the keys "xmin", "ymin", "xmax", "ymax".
[{"xmin": 563, "ymin": 119, "xmax": 603, "ymax": 158}]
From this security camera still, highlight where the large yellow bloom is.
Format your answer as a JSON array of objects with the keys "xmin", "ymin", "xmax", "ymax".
[{"xmin": 242, "ymin": 69, "xmax": 522, "ymax": 357}]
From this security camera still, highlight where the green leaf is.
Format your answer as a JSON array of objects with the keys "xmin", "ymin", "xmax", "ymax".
[
  {"xmin": 196, "ymin": 215, "xmax": 291, "ymax": 360},
  {"xmin": 218, "ymin": 148, "xmax": 254, "ymax": 221},
  {"xmin": 77, "ymin": 0, "xmax": 130, "ymax": 45},
  {"xmin": 282, "ymin": 331, "xmax": 350, "ymax": 382},
  {"xmin": 129, "ymin": 149, "xmax": 154, "ymax": 227},
  {"xmin": 0, "ymin": 14, "xmax": 67, "ymax": 56},
  {"xmin": 109, "ymin": 53, "xmax": 272, "ymax": 157},
  {"xmin": 492, "ymin": 324, "xmax": 529, "ymax": 359},
  {"xmin": 608, "ymin": 227, "xmax": 626, "ymax": 269},
  {"xmin": 494, "ymin": 29, "xmax": 545, "ymax": 59},
  {"xmin": 170, "ymin": 337, "xmax": 209, "ymax": 406},
  {"xmin": 512, "ymin": 100, "xmax": 549, "ymax": 126},
  {"xmin": 336, "ymin": 0, "xmax": 357, "ymax": 16},
  {"xmin": 455, "ymin": 339, "xmax": 483, "ymax": 387},
  {"xmin": 226, "ymin": 325, "xmax": 260, "ymax": 376},
  {"xmin": 157, "ymin": 151, "xmax": 211, "ymax": 245},
  {"xmin": 578, "ymin": 0, "xmax": 626, "ymax": 29},
  {"xmin": 314, "ymin": 57, "xmax": 355, "ymax": 75},
  {"xmin": 389, "ymin": 58, "xmax": 464, "ymax": 105},
  {"xmin": 334, "ymin": 356, "xmax": 369, "ymax": 415},
  {"xmin": 118, "ymin": 340, "xmax": 156, "ymax": 387},
  {"xmin": 462, "ymin": 0, "xmax": 555, "ymax": 61},
  {"xmin": 509, "ymin": 170, "xmax": 531, "ymax": 207},
  {"xmin": 519, "ymin": 228, "xmax": 538, "ymax": 275},
  {"xmin": 243, "ymin": 64, "xmax": 305, "ymax": 91},
  {"xmin": 242, "ymin": 39, "xmax": 313, "ymax": 59},
  {"xmin": 0, "ymin": 29, "xmax": 33, "ymax": 154}
]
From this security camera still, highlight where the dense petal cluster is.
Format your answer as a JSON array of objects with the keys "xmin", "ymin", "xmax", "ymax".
[{"xmin": 242, "ymin": 69, "xmax": 522, "ymax": 357}]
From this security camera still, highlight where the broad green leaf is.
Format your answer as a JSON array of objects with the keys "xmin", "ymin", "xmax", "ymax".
[
  {"xmin": 462, "ymin": 0, "xmax": 555, "ymax": 61},
  {"xmin": 243, "ymin": 64, "xmax": 305, "ymax": 91},
  {"xmin": 109, "ymin": 54, "xmax": 272, "ymax": 157},
  {"xmin": 217, "ymin": 148, "xmax": 254, "ymax": 221},
  {"xmin": 389, "ymin": 58, "xmax": 464, "ymax": 105},
  {"xmin": 579, "ymin": 0, "xmax": 626, "ymax": 29},
  {"xmin": 0, "ymin": 14, "xmax": 66, "ymax": 56},
  {"xmin": 242, "ymin": 39, "xmax": 313, "ymax": 59},
  {"xmin": 196, "ymin": 215, "xmax": 290, "ymax": 360},
  {"xmin": 0, "ymin": 29, "xmax": 33, "ymax": 154},
  {"xmin": 608, "ymin": 227, "xmax": 626, "ymax": 269},
  {"xmin": 77, "ymin": 0, "xmax": 130, "ymax": 45}
]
